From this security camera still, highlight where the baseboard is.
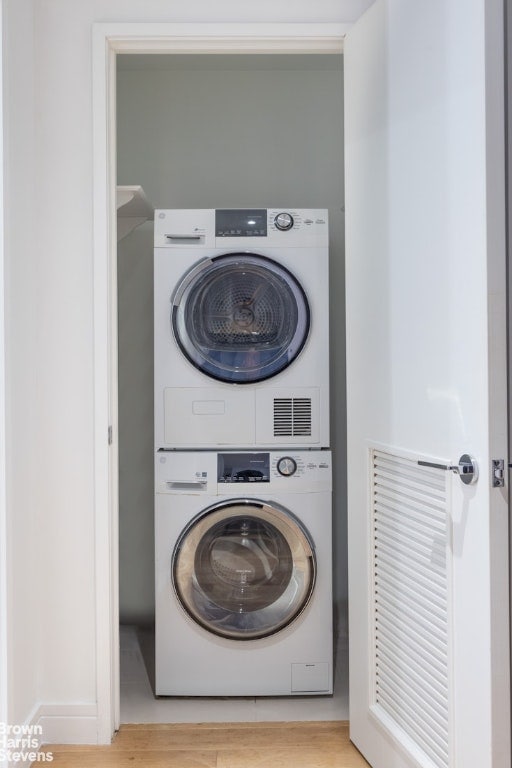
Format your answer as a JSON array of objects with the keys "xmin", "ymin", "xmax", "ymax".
[
  {"xmin": 0, "ymin": 703, "xmax": 97, "ymax": 768},
  {"xmin": 30, "ymin": 702, "xmax": 99, "ymax": 745}
]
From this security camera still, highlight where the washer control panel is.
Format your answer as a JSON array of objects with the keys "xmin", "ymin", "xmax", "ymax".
[
  {"xmin": 217, "ymin": 451, "xmax": 331, "ymax": 483},
  {"xmin": 270, "ymin": 453, "xmax": 330, "ymax": 480},
  {"xmin": 157, "ymin": 450, "xmax": 331, "ymax": 494},
  {"xmin": 218, "ymin": 451, "xmax": 331, "ymax": 487},
  {"xmin": 218, "ymin": 452, "xmax": 270, "ymax": 483}
]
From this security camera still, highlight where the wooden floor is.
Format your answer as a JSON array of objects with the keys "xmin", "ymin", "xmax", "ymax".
[{"xmin": 39, "ymin": 721, "xmax": 370, "ymax": 767}]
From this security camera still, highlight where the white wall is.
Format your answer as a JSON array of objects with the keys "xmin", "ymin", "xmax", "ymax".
[
  {"xmin": 3, "ymin": 0, "xmax": 373, "ymax": 742},
  {"xmin": 3, "ymin": 0, "xmax": 40, "ymax": 728},
  {"xmin": 116, "ymin": 55, "xmax": 345, "ymax": 626}
]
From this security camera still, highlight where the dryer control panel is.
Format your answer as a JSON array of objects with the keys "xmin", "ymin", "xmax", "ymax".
[
  {"xmin": 215, "ymin": 209, "xmax": 268, "ymax": 238},
  {"xmin": 154, "ymin": 208, "xmax": 328, "ymax": 249}
]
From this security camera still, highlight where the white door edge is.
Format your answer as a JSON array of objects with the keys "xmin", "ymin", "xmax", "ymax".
[{"xmin": 92, "ymin": 20, "xmax": 348, "ymax": 743}]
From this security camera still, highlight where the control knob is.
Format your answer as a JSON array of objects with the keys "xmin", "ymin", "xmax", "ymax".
[
  {"xmin": 277, "ymin": 456, "xmax": 297, "ymax": 477},
  {"xmin": 274, "ymin": 212, "xmax": 294, "ymax": 231}
]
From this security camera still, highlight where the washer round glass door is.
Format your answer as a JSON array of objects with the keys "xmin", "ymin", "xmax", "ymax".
[
  {"xmin": 171, "ymin": 253, "xmax": 310, "ymax": 383},
  {"xmin": 172, "ymin": 499, "xmax": 316, "ymax": 640}
]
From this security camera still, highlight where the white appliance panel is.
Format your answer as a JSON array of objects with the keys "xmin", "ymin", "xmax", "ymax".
[
  {"xmin": 154, "ymin": 208, "xmax": 330, "ymax": 449},
  {"xmin": 163, "ymin": 387, "xmax": 255, "ymax": 446},
  {"xmin": 155, "ymin": 450, "xmax": 333, "ymax": 697}
]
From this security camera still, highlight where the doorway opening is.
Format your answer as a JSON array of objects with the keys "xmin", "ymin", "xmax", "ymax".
[
  {"xmin": 116, "ymin": 50, "xmax": 346, "ymax": 725},
  {"xmin": 92, "ymin": 24, "xmax": 347, "ymax": 740}
]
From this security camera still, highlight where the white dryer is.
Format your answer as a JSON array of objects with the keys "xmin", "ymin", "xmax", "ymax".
[
  {"xmin": 155, "ymin": 449, "xmax": 333, "ymax": 697},
  {"xmin": 154, "ymin": 208, "xmax": 329, "ymax": 449}
]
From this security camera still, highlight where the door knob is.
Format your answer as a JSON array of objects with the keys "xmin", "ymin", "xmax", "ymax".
[{"xmin": 418, "ymin": 454, "xmax": 478, "ymax": 485}]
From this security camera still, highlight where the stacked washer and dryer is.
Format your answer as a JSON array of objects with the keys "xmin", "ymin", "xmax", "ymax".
[{"xmin": 154, "ymin": 208, "xmax": 333, "ymax": 696}]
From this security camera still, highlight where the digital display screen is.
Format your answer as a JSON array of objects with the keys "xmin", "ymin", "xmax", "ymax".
[
  {"xmin": 218, "ymin": 453, "xmax": 270, "ymax": 483},
  {"xmin": 215, "ymin": 209, "xmax": 267, "ymax": 237}
]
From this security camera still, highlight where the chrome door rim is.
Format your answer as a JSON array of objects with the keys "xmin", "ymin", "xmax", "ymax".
[
  {"xmin": 171, "ymin": 253, "xmax": 310, "ymax": 384},
  {"xmin": 171, "ymin": 498, "xmax": 316, "ymax": 640}
]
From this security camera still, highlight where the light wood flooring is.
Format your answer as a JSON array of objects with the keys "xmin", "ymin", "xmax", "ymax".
[{"xmin": 39, "ymin": 721, "xmax": 370, "ymax": 767}]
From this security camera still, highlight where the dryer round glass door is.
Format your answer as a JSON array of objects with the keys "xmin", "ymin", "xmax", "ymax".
[
  {"xmin": 171, "ymin": 253, "xmax": 310, "ymax": 383},
  {"xmin": 171, "ymin": 499, "xmax": 316, "ymax": 640}
]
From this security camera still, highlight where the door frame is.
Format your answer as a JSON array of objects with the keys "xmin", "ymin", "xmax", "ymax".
[
  {"xmin": 0, "ymin": 0, "xmax": 8, "ymax": 739},
  {"xmin": 92, "ymin": 21, "xmax": 348, "ymax": 742}
]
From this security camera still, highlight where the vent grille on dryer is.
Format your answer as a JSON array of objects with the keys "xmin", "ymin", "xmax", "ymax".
[{"xmin": 273, "ymin": 398, "xmax": 312, "ymax": 437}]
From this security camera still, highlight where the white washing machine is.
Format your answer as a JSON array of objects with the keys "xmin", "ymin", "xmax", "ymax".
[
  {"xmin": 154, "ymin": 208, "xmax": 330, "ymax": 449},
  {"xmin": 155, "ymin": 449, "xmax": 333, "ymax": 697}
]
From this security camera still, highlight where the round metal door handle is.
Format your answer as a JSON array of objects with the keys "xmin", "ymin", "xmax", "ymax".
[
  {"xmin": 418, "ymin": 454, "xmax": 478, "ymax": 485},
  {"xmin": 456, "ymin": 454, "xmax": 478, "ymax": 485}
]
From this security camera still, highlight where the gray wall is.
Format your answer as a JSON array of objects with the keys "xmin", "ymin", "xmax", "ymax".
[
  {"xmin": 118, "ymin": 222, "xmax": 155, "ymax": 624},
  {"xmin": 117, "ymin": 54, "xmax": 346, "ymax": 627}
]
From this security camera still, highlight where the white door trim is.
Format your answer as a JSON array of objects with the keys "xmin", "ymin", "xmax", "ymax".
[
  {"xmin": 0, "ymin": 0, "xmax": 8, "ymax": 743},
  {"xmin": 92, "ymin": 21, "xmax": 347, "ymax": 742}
]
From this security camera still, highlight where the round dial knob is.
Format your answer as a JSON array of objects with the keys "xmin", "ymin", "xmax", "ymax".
[
  {"xmin": 274, "ymin": 212, "xmax": 294, "ymax": 231},
  {"xmin": 277, "ymin": 456, "xmax": 297, "ymax": 477}
]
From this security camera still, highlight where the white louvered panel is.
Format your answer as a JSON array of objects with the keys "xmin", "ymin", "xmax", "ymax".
[
  {"xmin": 376, "ymin": 646, "xmax": 449, "ymax": 727},
  {"xmin": 375, "ymin": 550, "xmax": 446, "ymax": 611},
  {"xmin": 373, "ymin": 512, "xmax": 447, "ymax": 577},
  {"xmin": 375, "ymin": 625, "xmax": 448, "ymax": 701},
  {"xmin": 374, "ymin": 600, "xmax": 448, "ymax": 682},
  {"xmin": 375, "ymin": 570, "xmax": 447, "ymax": 637},
  {"xmin": 371, "ymin": 448, "xmax": 451, "ymax": 768}
]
